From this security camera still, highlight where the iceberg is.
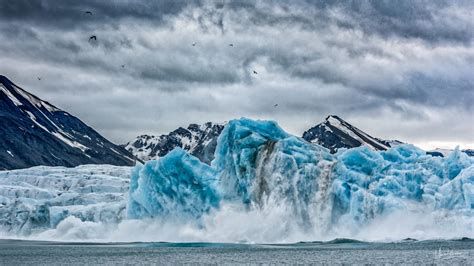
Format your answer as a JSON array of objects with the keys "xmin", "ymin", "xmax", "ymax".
[{"xmin": 0, "ymin": 118, "xmax": 472, "ymax": 242}]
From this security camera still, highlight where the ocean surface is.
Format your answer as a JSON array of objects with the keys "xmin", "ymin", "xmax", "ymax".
[{"xmin": 0, "ymin": 238, "xmax": 472, "ymax": 265}]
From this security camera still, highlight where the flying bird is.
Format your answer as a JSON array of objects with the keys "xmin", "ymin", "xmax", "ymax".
[
  {"xmin": 121, "ymin": 65, "xmax": 125, "ymax": 68},
  {"xmin": 274, "ymin": 104, "xmax": 278, "ymax": 108},
  {"xmin": 89, "ymin": 35, "xmax": 97, "ymax": 41},
  {"xmin": 85, "ymin": 11, "xmax": 92, "ymax": 15},
  {"xmin": 229, "ymin": 43, "xmax": 233, "ymax": 47},
  {"xmin": 192, "ymin": 42, "xmax": 197, "ymax": 46},
  {"xmin": 37, "ymin": 77, "xmax": 41, "ymax": 81},
  {"xmin": 253, "ymin": 70, "xmax": 258, "ymax": 74}
]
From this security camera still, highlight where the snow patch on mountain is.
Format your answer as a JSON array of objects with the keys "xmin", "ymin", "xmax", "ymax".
[
  {"xmin": 303, "ymin": 115, "xmax": 400, "ymax": 153},
  {"xmin": 124, "ymin": 122, "xmax": 224, "ymax": 164},
  {"xmin": 0, "ymin": 75, "xmax": 136, "ymax": 170},
  {"xmin": 0, "ymin": 84, "xmax": 22, "ymax": 106}
]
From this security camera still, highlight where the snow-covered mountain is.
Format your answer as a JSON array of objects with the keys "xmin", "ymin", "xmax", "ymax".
[
  {"xmin": 125, "ymin": 115, "xmax": 403, "ymax": 163},
  {"xmin": 302, "ymin": 115, "xmax": 402, "ymax": 153},
  {"xmin": 302, "ymin": 116, "xmax": 474, "ymax": 157},
  {"xmin": 0, "ymin": 75, "xmax": 136, "ymax": 170},
  {"xmin": 125, "ymin": 115, "xmax": 471, "ymax": 162},
  {"xmin": 124, "ymin": 122, "xmax": 224, "ymax": 164}
]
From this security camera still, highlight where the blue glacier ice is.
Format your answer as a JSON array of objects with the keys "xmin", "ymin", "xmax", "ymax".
[
  {"xmin": 128, "ymin": 118, "xmax": 474, "ymax": 237},
  {"xmin": 127, "ymin": 148, "xmax": 220, "ymax": 220},
  {"xmin": 0, "ymin": 118, "xmax": 472, "ymax": 241},
  {"xmin": 211, "ymin": 118, "xmax": 336, "ymax": 228},
  {"xmin": 330, "ymin": 145, "xmax": 473, "ymax": 230}
]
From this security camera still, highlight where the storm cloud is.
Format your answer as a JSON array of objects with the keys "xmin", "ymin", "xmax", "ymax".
[{"xmin": 0, "ymin": 0, "xmax": 472, "ymax": 149}]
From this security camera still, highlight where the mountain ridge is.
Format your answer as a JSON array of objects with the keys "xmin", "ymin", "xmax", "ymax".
[
  {"xmin": 123, "ymin": 122, "xmax": 224, "ymax": 164},
  {"xmin": 302, "ymin": 115, "xmax": 402, "ymax": 153},
  {"xmin": 124, "ymin": 115, "xmax": 404, "ymax": 164},
  {"xmin": 0, "ymin": 75, "xmax": 136, "ymax": 170}
]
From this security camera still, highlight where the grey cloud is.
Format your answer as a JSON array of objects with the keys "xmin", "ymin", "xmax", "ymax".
[
  {"xmin": 0, "ymin": 0, "xmax": 472, "ymax": 149},
  {"xmin": 344, "ymin": 0, "xmax": 474, "ymax": 44},
  {"xmin": 0, "ymin": 0, "xmax": 197, "ymax": 29},
  {"xmin": 2, "ymin": 1, "xmax": 472, "ymax": 44}
]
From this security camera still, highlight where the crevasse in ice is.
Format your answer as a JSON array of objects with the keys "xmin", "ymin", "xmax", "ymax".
[{"xmin": 128, "ymin": 118, "xmax": 474, "ymax": 234}]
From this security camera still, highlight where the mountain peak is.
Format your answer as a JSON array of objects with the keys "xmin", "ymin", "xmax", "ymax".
[
  {"xmin": 0, "ymin": 75, "xmax": 10, "ymax": 82},
  {"xmin": 325, "ymin": 115, "xmax": 352, "ymax": 127},
  {"xmin": 0, "ymin": 75, "xmax": 15, "ymax": 90},
  {"xmin": 124, "ymin": 122, "xmax": 225, "ymax": 164},
  {"xmin": 303, "ymin": 115, "xmax": 397, "ymax": 153},
  {"xmin": 126, "ymin": 116, "xmax": 403, "ymax": 163},
  {"xmin": 325, "ymin": 114, "xmax": 342, "ymax": 121},
  {"xmin": 0, "ymin": 74, "xmax": 62, "ymax": 113},
  {"xmin": 0, "ymin": 76, "xmax": 136, "ymax": 170}
]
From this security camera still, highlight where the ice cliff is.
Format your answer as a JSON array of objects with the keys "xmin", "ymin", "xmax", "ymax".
[
  {"xmin": 128, "ymin": 118, "xmax": 474, "ymax": 238},
  {"xmin": 0, "ymin": 165, "xmax": 130, "ymax": 235},
  {"xmin": 1, "ymin": 118, "xmax": 473, "ymax": 242}
]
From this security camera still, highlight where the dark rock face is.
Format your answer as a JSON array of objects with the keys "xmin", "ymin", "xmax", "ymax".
[
  {"xmin": 0, "ymin": 75, "xmax": 135, "ymax": 170},
  {"xmin": 302, "ymin": 115, "xmax": 400, "ymax": 153},
  {"xmin": 426, "ymin": 151, "xmax": 445, "ymax": 157},
  {"xmin": 463, "ymin": 149, "xmax": 474, "ymax": 157},
  {"xmin": 124, "ymin": 122, "xmax": 224, "ymax": 164},
  {"xmin": 426, "ymin": 149, "xmax": 474, "ymax": 158}
]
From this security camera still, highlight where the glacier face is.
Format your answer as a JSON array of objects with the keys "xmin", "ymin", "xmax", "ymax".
[
  {"xmin": 0, "ymin": 165, "xmax": 131, "ymax": 236},
  {"xmin": 1, "ymin": 118, "xmax": 473, "ymax": 242},
  {"xmin": 128, "ymin": 118, "xmax": 474, "ymax": 241}
]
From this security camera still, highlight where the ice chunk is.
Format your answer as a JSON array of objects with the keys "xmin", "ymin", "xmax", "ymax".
[
  {"xmin": 210, "ymin": 118, "xmax": 336, "ymax": 228},
  {"xmin": 128, "ymin": 148, "xmax": 219, "ymax": 220},
  {"xmin": 435, "ymin": 166, "xmax": 474, "ymax": 210},
  {"xmin": 213, "ymin": 118, "xmax": 292, "ymax": 201},
  {"xmin": 444, "ymin": 147, "xmax": 473, "ymax": 179}
]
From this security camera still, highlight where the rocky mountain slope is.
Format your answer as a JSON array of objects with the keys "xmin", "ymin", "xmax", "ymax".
[
  {"xmin": 302, "ymin": 115, "xmax": 402, "ymax": 153},
  {"xmin": 124, "ymin": 122, "xmax": 224, "ymax": 164},
  {"xmin": 0, "ymin": 75, "xmax": 136, "ymax": 170}
]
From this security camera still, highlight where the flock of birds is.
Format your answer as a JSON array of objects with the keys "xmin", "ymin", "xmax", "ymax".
[{"xmin": 40, "ymin": 10, "xmax": 279, "ymax": 108}]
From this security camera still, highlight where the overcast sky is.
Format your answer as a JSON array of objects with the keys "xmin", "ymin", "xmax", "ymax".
[{"xmin": 1, "ymin": 0, "xmax": 473, "ymax": 149}]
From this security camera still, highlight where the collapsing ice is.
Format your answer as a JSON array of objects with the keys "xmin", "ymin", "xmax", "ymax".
[{"xmin": 128, "ymin": 118, "xmax": 474, "ymax": 238}]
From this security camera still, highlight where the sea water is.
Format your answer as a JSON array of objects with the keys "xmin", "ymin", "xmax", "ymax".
[{"xmin": 0, "ymin": 239, "xmax": 472, "ymax": 265}]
